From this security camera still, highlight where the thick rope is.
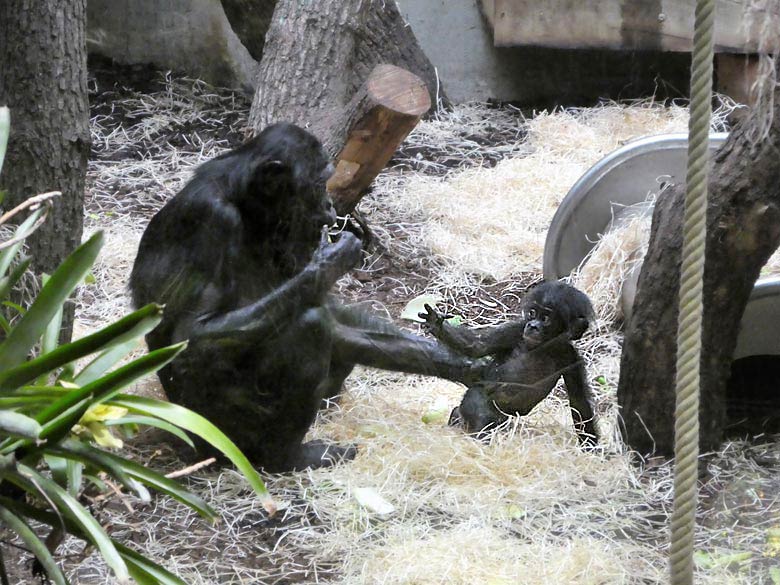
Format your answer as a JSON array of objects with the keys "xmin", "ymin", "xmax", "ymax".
[{"xmin": 670, "ymin": 0, "xmax": 715, "ymax": 583}]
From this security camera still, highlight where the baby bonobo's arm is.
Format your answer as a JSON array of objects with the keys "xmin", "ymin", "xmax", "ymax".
[
  {"xmin": 561, "ymin": 351, "xmax": 599, "ymax": 448},
  {"xmin": 418, "ymin": 304, "xmax": 525, "ymax": 358}
]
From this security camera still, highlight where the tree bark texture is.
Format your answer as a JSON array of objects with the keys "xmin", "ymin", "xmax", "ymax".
[
  {"xmin": 219, "ymin": 0, "xmax": 277, "ymax": 61},
  {"xmin": 249, "ymin": 0, "xmax": 445, "ymax": 156},
  {"xmin": 0, "ymin": 0, "xmax": 91, "ymax": 339},
  {"xmin": 617, "ymin": 92, "xmax": 780, "ymax": 456}
]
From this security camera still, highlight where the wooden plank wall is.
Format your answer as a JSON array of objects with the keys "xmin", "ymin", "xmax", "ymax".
[{"xmin": 482, "ymin": 0, "xmax": 779, "ymax": 52}]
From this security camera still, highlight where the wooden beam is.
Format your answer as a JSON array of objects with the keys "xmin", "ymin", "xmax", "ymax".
[
  {"xmin": 327, "ymin": 64, "xmax": 430, "ymax": 215},
  {"xmin": 490, "ymin": 0, "xmax": 780, "ymax": 53},
  {"xmin": 716, "ymin": 53, "xmax": 760, "ymax": 107}
]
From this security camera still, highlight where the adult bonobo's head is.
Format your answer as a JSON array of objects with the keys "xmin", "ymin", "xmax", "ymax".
[
  {"xmin": 521, "ymin": 281, "xmax": 594, "ymax": 348},
  {"xmin": 211, "ymin": 122, "xmax": 336, "ymax": 235}
]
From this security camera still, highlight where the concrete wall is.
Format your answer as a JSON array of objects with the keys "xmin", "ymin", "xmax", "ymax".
[
  {"xmin": 398, "ymin": 0, "xmax": 690, "ymax": 105},
  {"xmin": 87, "ymin": 0, "xmax": 690, "ymax": 106},
  {"xmin": 87, "ymin": 0, "xmax": 257, "ymax": 93}
]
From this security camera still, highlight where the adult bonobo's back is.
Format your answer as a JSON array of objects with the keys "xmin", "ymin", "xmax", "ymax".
[
  {"xmin": 130, "ymin": 122, "xmax": 484, "ymax": 472},
  {"xmin": 130, "ymin": 122, "xmax": 337, "ymax": 352}
]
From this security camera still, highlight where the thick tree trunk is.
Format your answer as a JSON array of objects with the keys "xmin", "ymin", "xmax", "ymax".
[
  {"xmin": 249, "ymin": 0, "xmax": 445, "ymax": 156},
  {"xmin": 617, "ymin": 90, "xmax": 780, "ymax": 455},
  {"xmin": 0, "ymin": 0, "xmax": 91, "ymax": 340}
]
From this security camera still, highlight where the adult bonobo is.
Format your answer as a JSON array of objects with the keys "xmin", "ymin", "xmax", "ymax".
[
  {"xmin": 131, "ymin": 122, "xmax": 484, "ymax": 472},
  {"xmin": 420, "ymin": 281, "xmax": 599, "ymax": 447}
]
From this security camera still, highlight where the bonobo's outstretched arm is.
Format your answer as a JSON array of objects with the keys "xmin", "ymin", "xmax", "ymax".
[
  {"xmin": 561, "ymin": 350, "xmax": 599, "ymax": 447},
  {"xmin": 177, "ymin": 229, "xmax": 361, "ymax": 342},
  {"xmin": 418, "ymin": 304, "xmax": 525, "ymax": 357},
  {"xmin": 330, "ymin": 303, "xmax": 486, "ymax": 385}
]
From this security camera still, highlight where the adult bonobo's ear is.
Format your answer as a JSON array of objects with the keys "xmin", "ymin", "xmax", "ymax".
[
  {"xmin": 248, "ymin": 158, "xmax": 292, "ymax": 198},
  {"xmin": 568, "ymin": 316, "xmax": 590, "ymax": 341}
]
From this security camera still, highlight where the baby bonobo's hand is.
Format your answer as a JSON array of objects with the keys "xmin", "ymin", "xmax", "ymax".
[{"xmin": 418, "ymin": 303, "xmax": 446, "ymax": 337}]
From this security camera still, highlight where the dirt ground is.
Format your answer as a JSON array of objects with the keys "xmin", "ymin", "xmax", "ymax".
[{"xmin": 4, "ymin": 59, "xmax": 780, "ymax": 584}]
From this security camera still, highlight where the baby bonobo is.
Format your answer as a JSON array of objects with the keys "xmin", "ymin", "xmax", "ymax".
[{"xmin": 419, "ymin": 281, "xmax": 599, "ymax": 447}]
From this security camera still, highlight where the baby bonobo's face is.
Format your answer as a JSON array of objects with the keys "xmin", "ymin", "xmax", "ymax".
[{"xmin": 522, "ymin": 302, "xmax": 564, "ymax": 348}]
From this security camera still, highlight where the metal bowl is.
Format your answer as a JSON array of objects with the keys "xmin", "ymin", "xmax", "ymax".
[
  {"xmin": 543, "ymin": 132, "xmax": 729, "ymax": 280},
  {"xmin": 542, "ymin": 132, "xmax": 780, "ymax": 358},
  {"xmin": 735, "ymin": 277, "xmax": 780, "ymax": 359}
]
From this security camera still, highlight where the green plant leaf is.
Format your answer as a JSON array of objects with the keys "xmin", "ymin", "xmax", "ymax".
[
  {"xmin": 34, "ymin": 342, "xmax": 186, "ymax": 446},
  {"xmin": 44, "ymin": 453, "xmax": 68, "ymax": 488},
  {"xmin": 0, "ymin": 107, "xmax": 8, "ymax": 178},
  {"xmin": 114, "ymin": 541, "xmax": 187, "ymax": 585},
  {"xmin": 0, "ymin": 256, "xmax": 31, "ymax": 302},
  {"xmin": 0, "ymin": 208, "xmax": 43, "ymax": 282},
  {"xmin": 47, "ymin": 439, "xmax": 149, "ymax": 502},
  {"xmin": 0, "ymin": 503, "xmax": 68, "ymax": 585},
  {"xmin": 0, "ymin": 410, "xmax": 42, "ymax": 439},
  {"xmin": 56, "ymin": 440, "xmax": 215, "ymax": 521},
  {"xmin": 111, "ymin": 395, "xmax": 275, "ymax": 513},
  {"xmin": 4, "ymin": 463, "xmax": 129, "ymax": 582},
  {"xmin": 0, "ymin": 303, "xmax": 163, "ymax": 392},
  {"xmin": 44, "ymin": 453, "xmax": 84, "ymax": 498},
  {"xmin": 0, "ymin": 232, "xmax": 103, "ymax": 370},
  {"xmin": 0, "ymin": 387, "xmax": 66, "ymax": 409},
  {"xmin": 40, "ymin": 273, "xmax": 63, "ymax": 356},
  {"xmin": 693, "ymin": 550, "xmax": 752, "ymax": 569},
  {"xmin": 104, "ymin": 415, "xmax": 194, "ymax": 448},
  {"xmin": 769, "ymin": 566, "xmax": 780, "ymax": 585},
  {"xmin": 2, "ymin": 301, "xmax": 26, "ymax": 316}
]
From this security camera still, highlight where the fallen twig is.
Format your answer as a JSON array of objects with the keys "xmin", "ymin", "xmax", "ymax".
[{"xmin": 164, "ymin": 457, "xmax": 217, "ymax": 479}]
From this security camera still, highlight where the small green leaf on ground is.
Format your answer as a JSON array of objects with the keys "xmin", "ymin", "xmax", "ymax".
[
  {"xmin": 769, "ymin": 566, "xmax": 780, "ymax": 584},
  {"xmin": 694, "ymin": 550, "xmax": 752, "ymax": 569}
]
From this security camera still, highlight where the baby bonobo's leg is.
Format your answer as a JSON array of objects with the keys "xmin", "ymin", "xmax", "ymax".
[{"xmin": 451, "ymin": 385, "xmax": 505, "ymax": 439}]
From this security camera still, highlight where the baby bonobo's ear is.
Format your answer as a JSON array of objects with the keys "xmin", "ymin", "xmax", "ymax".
[{"xmin": 568, "ymin": 316, "xmax": 590, "ymax": 341}]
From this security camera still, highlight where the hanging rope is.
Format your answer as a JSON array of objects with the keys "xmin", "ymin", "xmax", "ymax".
[{"xmin": 670, "ymin": 0, "xmax": 715, "ymax": 583}]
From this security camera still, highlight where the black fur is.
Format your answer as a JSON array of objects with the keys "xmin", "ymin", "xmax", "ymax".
[
  {"xmin": 131, "ymin": 123, "xmax": 483, "ymax": 472},
  {"xmin": 421, "ymin": 281, "xmax": 599, "ymax": 446}
]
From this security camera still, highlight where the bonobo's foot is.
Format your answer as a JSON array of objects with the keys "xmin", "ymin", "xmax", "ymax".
[
  {"xmin": 463, "ymin": 358, "xmax": 493, "ymax": 386},
  {"xmin": 290, "ymin": 439, "xmax": 357, "ymax": 471}
]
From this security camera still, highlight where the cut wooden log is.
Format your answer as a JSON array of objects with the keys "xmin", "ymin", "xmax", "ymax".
[
  {"xmin": 249, "ymin": 0, "xmax": 446, "ymax": 149},
  {"xmin": 326, "ymin": 64, "xmax": 430, "ymax": 216}
]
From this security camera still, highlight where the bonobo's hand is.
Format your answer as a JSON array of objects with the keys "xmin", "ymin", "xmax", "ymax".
[
  {"xmin": 418, "ymin": 303, "xmax": 446, "ymax": 337},
  {"xmin": 309, "ymin": 226, "xmax": 362, "ymax": 289}
]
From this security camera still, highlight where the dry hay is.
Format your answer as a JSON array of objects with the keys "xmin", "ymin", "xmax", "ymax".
[
  {"xmin": 51, "ymin": 69, "xmax": 780, "ymax": 585},
  {"xmin": 366, "ymin": 97, "xmax": 737, "ymax": 290}
]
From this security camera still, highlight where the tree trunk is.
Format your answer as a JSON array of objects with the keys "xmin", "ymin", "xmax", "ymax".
[
  {"xmin": 219, "ymin": 0, "xmax": 277, "ymax": 61},
  {"xmin": 617, "ymin": 90, "xmax": 780, "ymax": 456},
  {"xmin": 0, "ymin": 0, "xmax": 91, "ymax": 340},
  {"xmin": 249, "ymin": 0, "xmax": 445, "ymax": 156}
]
